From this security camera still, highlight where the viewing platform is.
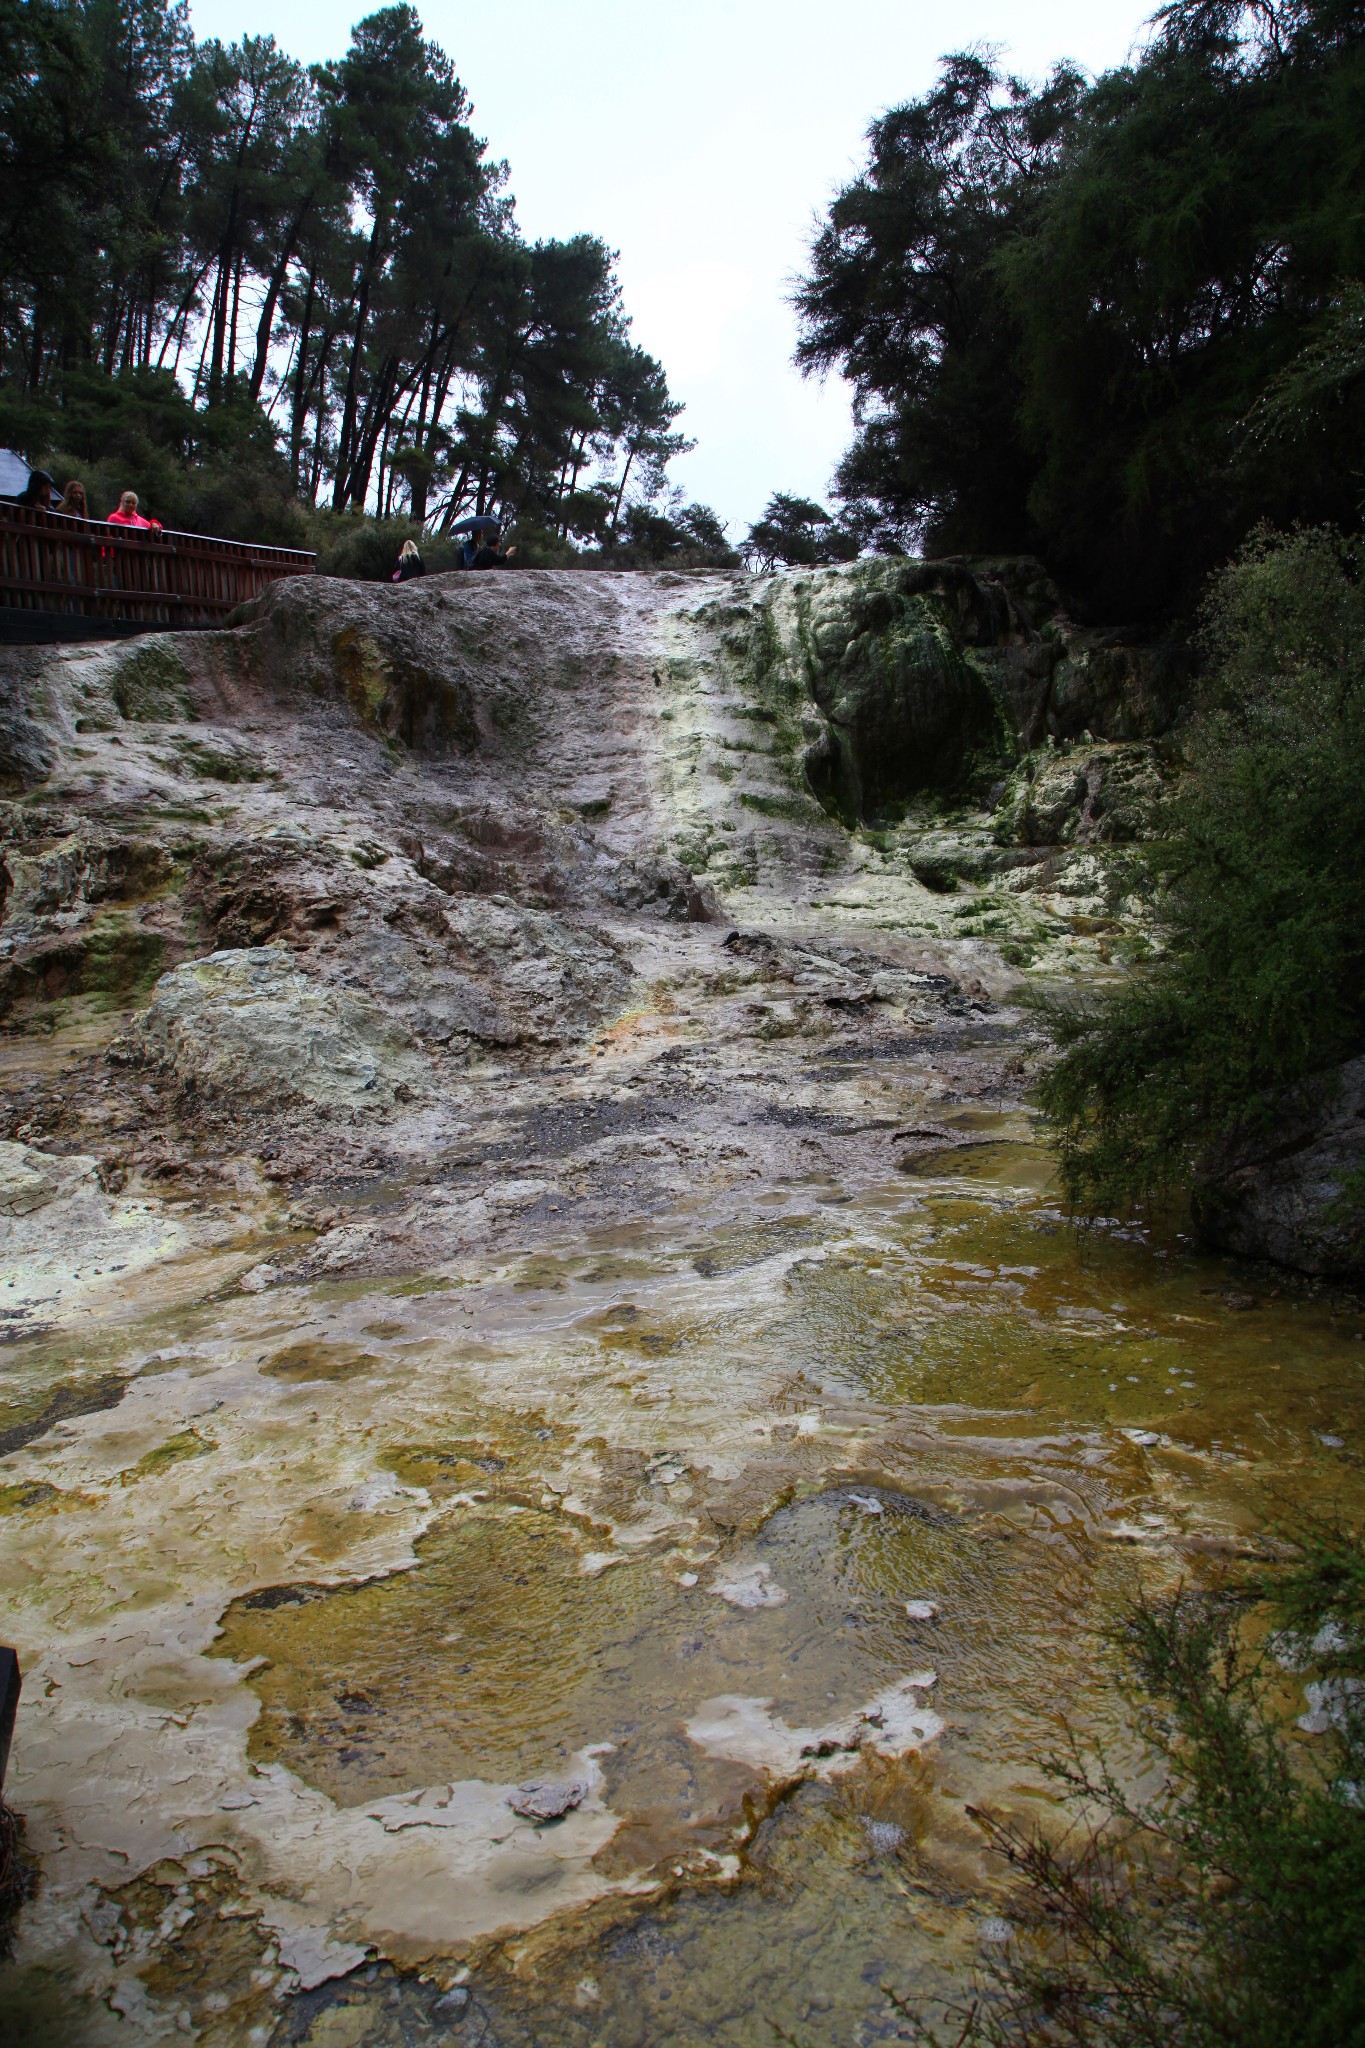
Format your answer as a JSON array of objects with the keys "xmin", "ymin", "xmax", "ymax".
[{"xmin": 0, "ymin": 502, "xmax": 315, "ymax": 643}]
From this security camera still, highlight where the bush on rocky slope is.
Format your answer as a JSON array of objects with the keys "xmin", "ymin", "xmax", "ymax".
[
  {"xmin": 945, "ymin": 1527, "xmax": 1365, "ymax": 2048},
  {"xmin": 1037, "ymin": 527, "xmax": 1365, "ymax": 1272}
]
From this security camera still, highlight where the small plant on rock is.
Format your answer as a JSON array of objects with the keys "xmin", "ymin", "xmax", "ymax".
[{"xmin": 942, "ymin": 1528, "xmax": 1365, "ymax": 2048}]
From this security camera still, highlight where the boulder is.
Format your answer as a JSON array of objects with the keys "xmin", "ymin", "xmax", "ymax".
[
  {"xmin": 221, "ymin": 570, "xmax": 628, "ymax": 759},
  {"xmin": 993, "ymin": 741, "xmax": 1169, "ymax": 847},
  {"xmin": 0, "ymin": 1141, "xmax": 106, "ymax": 1229},
  {"xmin": 439, "ymin": 898, "xmax": 633, "ymax": 1042},
  {"xmin": 724, "ymin": 557, "xmax": 1193, "ymax": 829},
  {"xmin": 114, "ymin": 946, "xmax": 426, "ymax": 1110},
  {"xmin": 1042, "ymin": 634, "xmax": 1191, "ymax": 745},
  {"xmin": 595, "ymin": 851, "xmax": 719, "ymax": 922},
  {"xmin": 1192, "ymin": 1057, "xmax": 1365, "ymax": 1279},
  {"xmin": 223, "ymin": 575, "xmax": 479, "ymax": 754},
  {"xmin": 756, "ymin": 561, "xmax": 1012, "ymax": 823}
]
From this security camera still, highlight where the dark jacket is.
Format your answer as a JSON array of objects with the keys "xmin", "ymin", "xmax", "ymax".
[{"xmin": 392, "ymin": 553, "xmax": 425, "ymax": 582}]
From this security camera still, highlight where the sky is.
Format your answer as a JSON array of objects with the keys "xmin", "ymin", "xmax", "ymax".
[{"xmin": 186, "ymin": 0, "xmax": 1159, "ymax": 539}]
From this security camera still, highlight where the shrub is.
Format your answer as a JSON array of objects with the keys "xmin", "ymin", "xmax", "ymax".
[
  {"xmin": 1037, "ymin": 527, "xmax": 1365, "ymax": 1213},
  {"xmin": 948, "ymin": 1528, "xmax": 1365, "ymax": 2048},
  {"xmin": 301, "ymin": 510, "xmax": 460, "ymax": 581}
]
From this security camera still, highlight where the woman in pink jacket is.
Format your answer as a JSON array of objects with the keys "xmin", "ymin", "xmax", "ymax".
[{"xmin": 106, "ymin": 491, "xmax": 161, "ymax": 531}]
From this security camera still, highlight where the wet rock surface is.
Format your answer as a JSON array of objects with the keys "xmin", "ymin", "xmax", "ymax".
[{"xmin": 0, "ymin": 566, "xmax": 1359, "ymax": 2046}]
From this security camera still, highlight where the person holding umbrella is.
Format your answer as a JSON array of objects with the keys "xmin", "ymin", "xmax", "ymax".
[{"xmin": 449, "ymin": 513, "xmax": 517, "ymax": 569}]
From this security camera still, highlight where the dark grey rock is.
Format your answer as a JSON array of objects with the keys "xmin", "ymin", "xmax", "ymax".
[{"xmin": 1193, "ymin": 1057, "xmax": 1365, "ymax": 1279}]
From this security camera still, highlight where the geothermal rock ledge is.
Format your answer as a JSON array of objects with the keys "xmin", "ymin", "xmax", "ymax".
[{"xmin": 1, "ymin": 564, "xmax": 1346, "ymax": 2044}]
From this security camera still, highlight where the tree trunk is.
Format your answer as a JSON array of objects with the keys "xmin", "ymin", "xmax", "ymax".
[
  {"xmin": 345, "ymin": 353, "xmax": 400, "ymax": 511},
  {"xmin": 207, "ymin": 212, "xmax": 241, "ymax": 408},
  {"xmin": 438, "ymin": 457, "xmax": 473, "ymax": 532},
  {"xmin": 155, "ymin": 261, "xmax": 213, "ymax": 373},
  {"xmin": 226, "ymin": 251, "xmax": 244, "ymax": 388},
  {"xmin": 288, "ymin": 265, "xmax": 318, "ymax": 490},
  {"xmin": 332, "ymin": 215, "xmax": 384, "ymax": 510},
  {"xmin": 248, "ymin": 197, "xmax": 314, "ymax": 405},
  {"xmin": 610, "ymin": 447, "xmax": 635, "ymax": 534}
]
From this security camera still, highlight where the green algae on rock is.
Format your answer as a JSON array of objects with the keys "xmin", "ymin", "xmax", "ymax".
[
  {"xmin": 108, "ymin": 641, "xmax": 197, "ymax": 724},
  {"xmin": 729, "ymin": 561, "xmax": 1014, "ymax": 824},
  {"xmin": 992, "ymin": 739, "xmax": 1171, "ymax": 849}
]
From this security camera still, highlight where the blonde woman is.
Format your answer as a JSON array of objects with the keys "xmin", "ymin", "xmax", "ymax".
[
  {"xmin": 391, "ymin": 538, "xmax": 425, "ymax": 582},
  {"xmin": 106, "ymin": 490, "xmax": 161, "ymax": 532}
]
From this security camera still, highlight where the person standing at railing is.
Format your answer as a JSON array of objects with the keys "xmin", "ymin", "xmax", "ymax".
[
  {"xmin": 1, "ymin": 469, "xmax": 57, "ymax": 509},
  {"xmin": 106, "ymin": 491, "xmax": 162, "ymax": 532},
  {"xmin": 47, "ymin": 480, "xmax": 92, "ymax": 611}
]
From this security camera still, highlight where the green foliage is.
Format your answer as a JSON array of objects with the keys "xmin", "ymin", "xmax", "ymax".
[
  {"xmin": 1247, "ymin": 282, "xmax": 1365, "ymax": 453},
  {"xmin": 0, "ymin": 1, "xmax": 693, "ymax": 543},
  {"xmin": 610, "ymin": 499, "xmax": 739, "ymax": 568},
  {"xmin": 0, "ymin": 365, "xmax": 307, "ymax": 542},
  {"xmin": 799, "ymin": 9, "xmax": 1365, "ymax": 618},
  {"xmin": 950, "ymin": 1527, "xmax": 1365, "ymax": 2047},
  {"xmin": 795, "ymin": 53, "xmax": 1087, "ymax": 564},
  {"xmin": 743, "ymin": 492, "xmax": 860, "ymax": 570},
  {"xmin": 302, "ymin": 510, "xmax": 459, "ymax": 580},
  {"xmin": 1036, "ymin": 526, "xmax": 1365, "ymax": 1212}
]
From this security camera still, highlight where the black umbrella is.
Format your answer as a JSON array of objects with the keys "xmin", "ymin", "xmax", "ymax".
[{"xmin": 449, "ymin": 514, "xmax": 502, "ymax": 536}]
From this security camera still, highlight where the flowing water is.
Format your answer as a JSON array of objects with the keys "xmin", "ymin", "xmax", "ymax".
[{"xmin": 5, "ymin": 1095, "xmax": 1363, "ymax": 2046}]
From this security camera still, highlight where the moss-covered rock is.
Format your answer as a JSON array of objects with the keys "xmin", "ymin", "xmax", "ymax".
[
  {"xmin": 0, "ymin": 918, "xmax": 167, "ymax": 1016},
  {"xmin": 115, "ymin": 946, "xmax": 427, "ymax": 1109},
  {"xmin": 730, "ymin": 562, "xmax": 1014, "ymax": 826},
  {"xmin": 992, "ymin": 741, "xmax": 1169, "ymax": 847},
  {"xmin": 330, "ymin": 627, "xmax": 476, "ymax": 754},
  {"xmin": 109, "ymin": 641, "xmax": 196, "ymax": 723},
  {"xmin": 166, "ymin": 735, "xmax": 272, "ymax": 783}
]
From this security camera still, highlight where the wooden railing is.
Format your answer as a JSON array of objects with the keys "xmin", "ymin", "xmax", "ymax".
[{"xmin": 0, "ymin": 501, "xmax": 314, "ymax": 634}]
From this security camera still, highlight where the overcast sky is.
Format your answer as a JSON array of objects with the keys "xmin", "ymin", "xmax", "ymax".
[{"xmin": 186, "ymin": 0, "xmax": 1157, "ymax": 537}]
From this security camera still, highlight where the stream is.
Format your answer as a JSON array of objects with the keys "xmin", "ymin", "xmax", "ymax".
[{"xmin": 6, "ymin": 1089, "xmax": 1362, "ymax": 2046}]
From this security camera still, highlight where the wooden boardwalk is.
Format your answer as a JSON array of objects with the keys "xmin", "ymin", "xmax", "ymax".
[{"xmin": 0, "ymin": 502, "xmax": 314, "ymax": 641}]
